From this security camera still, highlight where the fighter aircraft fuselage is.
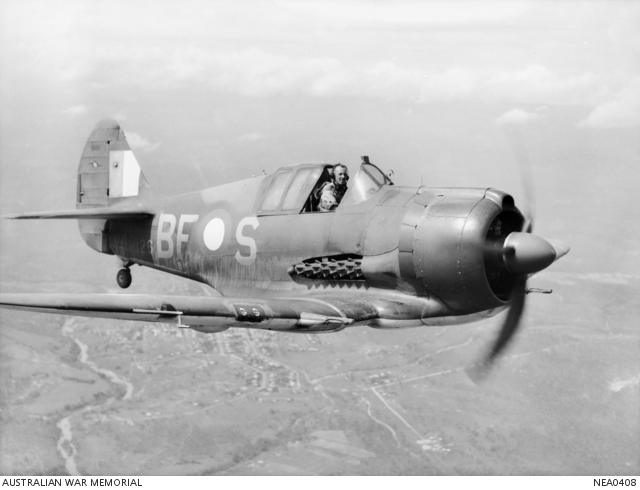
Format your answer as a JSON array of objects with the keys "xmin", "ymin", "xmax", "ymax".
[{"xmin": 99, "ymin": 167, "xmax": 525, "ymax": 326}]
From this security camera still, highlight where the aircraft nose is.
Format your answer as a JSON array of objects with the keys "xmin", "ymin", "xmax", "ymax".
[{"xmin": 502, "ymin": 232, "xmax": 560, "ymax": 275}]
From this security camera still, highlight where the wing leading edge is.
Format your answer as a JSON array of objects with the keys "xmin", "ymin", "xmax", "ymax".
[
  {"xmin": 0, "ymin": 293, "xmax": 379, "ymax": 333},
  {"xmin": 4, "ymin": 208, "xmax": 153, "ymax": 220}
]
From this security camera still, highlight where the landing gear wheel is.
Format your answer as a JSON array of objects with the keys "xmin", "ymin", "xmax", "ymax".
[{"xmin": 116, "ymin": 268, "xmax": 132, "ymax": 289}]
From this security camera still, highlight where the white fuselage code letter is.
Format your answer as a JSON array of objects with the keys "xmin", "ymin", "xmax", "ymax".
[{"xmin": 157, "ymin": 214, "xmax": 176, "ymax": 259}]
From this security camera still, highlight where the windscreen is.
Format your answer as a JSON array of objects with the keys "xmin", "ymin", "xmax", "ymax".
[{"xmin": 341, "ymin": 164, "xmax": 386, "ymax": 206}]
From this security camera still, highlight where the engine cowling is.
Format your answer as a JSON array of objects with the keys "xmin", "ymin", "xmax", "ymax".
[{"xmin": 406, "ymin": 188, "xmax": 524, "ymax": 314}]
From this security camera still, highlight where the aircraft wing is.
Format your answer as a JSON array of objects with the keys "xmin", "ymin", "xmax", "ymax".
[
  {"xmin": 0, "ymin": 293, "xmax": 379, "ymax": 333},
  {"xmin": 4, "ymin": 208, "xmax": 153, "ymax": 220}
]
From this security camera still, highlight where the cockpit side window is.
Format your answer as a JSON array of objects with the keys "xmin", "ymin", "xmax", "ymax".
[
  {"xmin": 282, "ymin": 167, "xmax": 320, "ymax": 211},
  {"xmin": 261, "ymin": 169, "xmax": 292, "ymax": 211},
  {"xmin": 259, "ymin": 166, "xmax": 325, "ymax": 215}
]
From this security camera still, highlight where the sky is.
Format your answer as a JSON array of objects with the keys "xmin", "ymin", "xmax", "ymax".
[
  {"xmin": 2, "ymin": 1, "xmax": 638, "ymax": 119},
  {"xmin": 0, "ymin": 0, "xmax": 639, "ymax": 280}
]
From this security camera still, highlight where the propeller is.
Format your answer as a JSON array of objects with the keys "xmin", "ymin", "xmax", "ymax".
[
  {"xmin": 485, "ymin": 275, "xmax": 527, "ymax": 366},
  {"xmin": 470, "ymin": 127, "xmax": 570, "ymax": 381},
  {"xmin": 505, "ymin": 125, "xmax": 535, "ymax": 233}
]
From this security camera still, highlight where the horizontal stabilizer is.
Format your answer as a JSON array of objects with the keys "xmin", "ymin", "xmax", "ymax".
[{"xmin": 4, "ymin": 208, "xmax": 153, "ymax": 220}]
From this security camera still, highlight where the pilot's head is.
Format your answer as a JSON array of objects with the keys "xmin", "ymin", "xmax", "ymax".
[{"xmin": 333, "ymin": 164, "xmax": 349, "ymax": 186}]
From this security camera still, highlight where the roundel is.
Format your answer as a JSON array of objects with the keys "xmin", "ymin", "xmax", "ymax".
[{"xmin": 203, "ymin": 218, "xmax": 226, "ymax": 251}]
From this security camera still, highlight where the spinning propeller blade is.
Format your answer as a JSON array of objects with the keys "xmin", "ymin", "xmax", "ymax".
[
  {"xmin": 472, "ymin": 126, "xmax": 570, "ymax": 380},
  {"xmin": 484, "ymin": 276, "xmax": 527, "ymax": 366}
]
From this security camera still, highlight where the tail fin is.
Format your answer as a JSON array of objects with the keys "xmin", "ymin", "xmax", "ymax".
[
  {"xmin": 77, "ymin": 119, "xmax": 158, "ymax": 209},
  {"xmin": 5, "ymin": 119, "xmax": 161, "ymax": 255},
  {"xmin": 75, "ymin": 119, "xmax": 160, "ymax": 254}
]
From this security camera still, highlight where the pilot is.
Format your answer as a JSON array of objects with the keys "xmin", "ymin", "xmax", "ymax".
[{"xmin": 317, "ymin": 163, "xmax": 349, "ymax": 212}]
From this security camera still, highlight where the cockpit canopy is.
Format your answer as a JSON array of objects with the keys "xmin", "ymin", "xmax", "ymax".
[{"xmin": 257, "ymin": 160, "xmax": 392, "ymax": 216}]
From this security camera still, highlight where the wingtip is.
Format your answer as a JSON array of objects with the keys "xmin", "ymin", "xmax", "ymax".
[
  {"xmin": 2, "ymin": 210, "xmax": 52, "ymax": 219},
  {"xmin": 2, "ymin": 212, "xmax": 55, "ymax": 220}
]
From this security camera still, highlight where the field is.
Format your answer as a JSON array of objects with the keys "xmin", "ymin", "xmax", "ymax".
[{"xmin": 1, "ymin": 245, "xmax": 638, "ymax": 475}]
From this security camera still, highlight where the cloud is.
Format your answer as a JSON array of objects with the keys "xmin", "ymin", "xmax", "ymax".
[
  {"xmin": 282, "ymin": 1, "xmax": 532, "ymax": 28},
  {"xmin": 170, "ymin": 53, "xmax": 620, "ymax": 108},
  {"xmin": 212, "ymin": 49, "xmax": 342, "ymax": 98},
  {"xmin": 495, "ymin": 108, "xmax": 543, "ymax": 126},
  {"xmin": 237, "ymin": 133, "xmax": 266, "ymax": 142},
  {"xmin": 310, "ymin": 69, "xmax": 354, "ymax": 97},
  {"xmin": 577, "ymin": 80, "xmax": 640, "ymax": 129},
  {"xmin": 159, "ymin": 47, "xmax": 344, "ymax": 98},
  {"xmin": 61, "ymin": 105, "xmax": 88, "ymax": 117},
  {"xmin": 573, "ymin": 272, "xmax": 638, "ymax": 286},
  {"xmin": 483, "ymin": 65, "xmax": 602, "ymax": 106},
  {"xmin": 10, "ymin": 17, "xmax": 634, "ymax": 112},
  {"xmin": 35, "ymin": 35, "xmax": 615, "ymax": 108},
  {"xmin": 125, "ymin": 131, "xmax": 161, "ymax": 152},
  {"xmin": 189, "ymin": 52, "xmax": 609, "ymax": 108},
  {"xmin": 545, "ymin": 272, "xmax": 637, "ymax": 285},
  {"xmin": 354, "ymin": 62, "xmax": 424, "ymax": 101},
  {"xmin": 4, "ymin": 0, "xmax": 638, "ymax": 118},
  {"xmin": 609, "ymin": 374, "xmax": 640, "ymax": 393},
  {"xmin": 419, "ymin": 68, "xmax": 479, "ymax": 103},
  {"xmin": 577, "ymin": 273, "xmax": 634, "ymax": 285}
]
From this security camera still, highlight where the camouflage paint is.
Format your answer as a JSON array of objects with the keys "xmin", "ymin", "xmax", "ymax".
[{"xmin": 5, "ymin": 119, "xmax": 568, "ymax": 333}]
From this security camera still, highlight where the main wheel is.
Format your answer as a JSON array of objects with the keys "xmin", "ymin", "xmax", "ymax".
[{"xmin": 116, "ymin": 268, "xmax": 132, "ymax": 289}]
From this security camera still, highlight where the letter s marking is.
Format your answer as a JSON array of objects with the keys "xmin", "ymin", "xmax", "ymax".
[{"xmin": 235, "ymin": 217, "xmax": 259, "ymax": 266}]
